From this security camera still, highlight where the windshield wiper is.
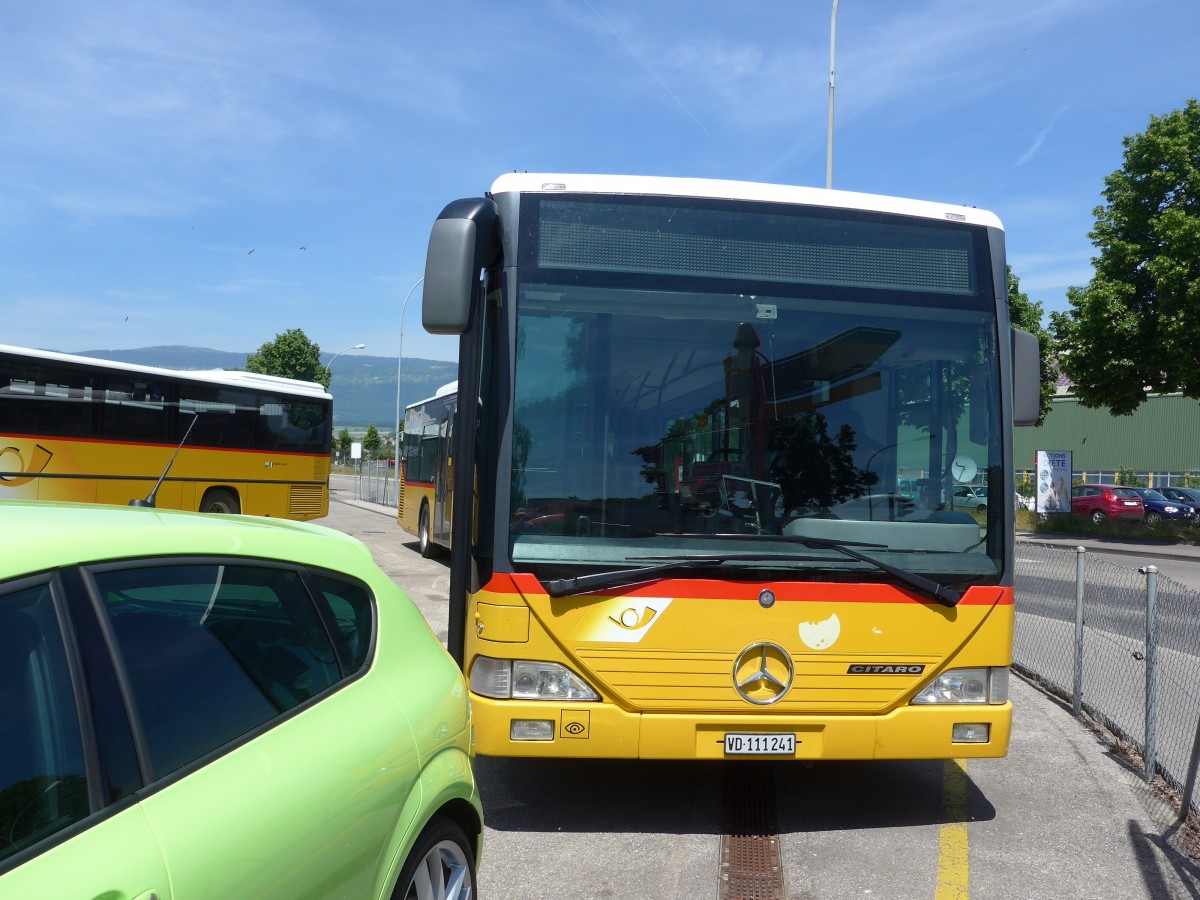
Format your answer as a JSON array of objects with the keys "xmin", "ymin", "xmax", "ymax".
[
  {"xmin": 543, "ymin": 558, "xmax": 727, "ymax": 597},
  {"xmin": 542, "ymin": 550, "xmax": 839, "ymax": 597},
  {"xmin": 543, "ymin": 535, "xmax": 967, "ymax": 606},
  {"xmin": 654, "ymin": 533, "xmax": 965, "ymax": 608}
]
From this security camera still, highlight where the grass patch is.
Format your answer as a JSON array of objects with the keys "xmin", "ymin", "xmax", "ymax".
[{"xmin": 1030, "ymin": 512, "xmax": 1200, "ymax": 543}]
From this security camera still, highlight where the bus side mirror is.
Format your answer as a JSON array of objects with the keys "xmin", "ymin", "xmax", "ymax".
[
  {"xmin": 423, "ymin": 197, "xmax": 500, "ymax": 335},
  {"xmin": 1011, "ymin": 328, "xmax": 1040, "ymax": 426}
]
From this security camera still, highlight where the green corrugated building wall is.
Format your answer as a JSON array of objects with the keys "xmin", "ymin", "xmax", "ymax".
[{"xmin": 1013, "ymin": 393, "xmax": 1200, "ymax": 484}]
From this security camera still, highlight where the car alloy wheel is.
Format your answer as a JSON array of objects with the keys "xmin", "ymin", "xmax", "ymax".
[{"xmin": 394, "ymin": 817, "xmax": 475, "ymax": 900}]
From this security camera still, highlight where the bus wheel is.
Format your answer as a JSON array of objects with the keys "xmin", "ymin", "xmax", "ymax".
[
  {"xmin": 419, "ymin": 503, "xmax": 435, "ymax": 558},
  {"xmin": 201, "ymin": 489, "xmax": 241, "ymax": 515}
]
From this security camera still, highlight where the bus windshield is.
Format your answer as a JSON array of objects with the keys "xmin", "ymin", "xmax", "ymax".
[{"xmin": 508, "ymin": 193, "xmax": 1003, "ymax": 583}]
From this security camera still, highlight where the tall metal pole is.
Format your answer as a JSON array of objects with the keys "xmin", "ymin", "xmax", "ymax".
[
  {"xmin": 393, "ymin": 278, "xmax": 425, "ymax": 502},
  {"xmin": 827, "ymin": 0, "xmax": 839, "ymax": 190},
  {"xmin": 1072, "ymin": 546, "xmax": 1086, "ymax": 717},
  {"xmin": 1142, "ymin": 565, "xmax": 1159, "ymax": 783},
  {"xmin": 326, "ymin": 342, "xmax": 364, "ymax": 476}
]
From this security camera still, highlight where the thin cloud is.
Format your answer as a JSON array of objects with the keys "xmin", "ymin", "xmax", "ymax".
[
  {"xmin": 0, "ymin": 1, "xmax": 470, "ymax": 225},
  {"xmin": 581, "ymin": 0, "xmax": 710, "ymax": 135},
  {"xmin": 1017, "ymin": 106, "xmax": 1070, "ymax": 166}
]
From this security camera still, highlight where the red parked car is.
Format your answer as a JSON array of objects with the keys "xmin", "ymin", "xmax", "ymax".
[{"xmin": 1070, "ymin": 484, "xmax": 1144, "ymax": 525}]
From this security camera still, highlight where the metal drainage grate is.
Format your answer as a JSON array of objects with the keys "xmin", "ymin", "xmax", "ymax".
[{"xmin": 719, "ymin": 763, "xmax": 785, "ymax": 900}]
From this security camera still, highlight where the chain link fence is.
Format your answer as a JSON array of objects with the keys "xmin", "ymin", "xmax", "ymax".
[
  {"xmin": 1015, "ymin": 540, "xmax": 1200, "ymax": 825},
  {"xmin": 351, "ymin": 460, "xmax": 398, "ymax": 507}
]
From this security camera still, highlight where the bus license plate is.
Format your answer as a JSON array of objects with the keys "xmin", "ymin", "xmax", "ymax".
[{"xmin": 724, "ymin": 733, "xmax": 796, "ymax": 756}]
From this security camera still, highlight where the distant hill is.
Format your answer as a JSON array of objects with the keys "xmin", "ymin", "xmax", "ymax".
[
  {"xmin": 75, "ymin": 345, "xmax": 248, "ymax": 370},
  {"xmin": 71, "ymin": 346, "xmax": 457, "ymax": 431}
]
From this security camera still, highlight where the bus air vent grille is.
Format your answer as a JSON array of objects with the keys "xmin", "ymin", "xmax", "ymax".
[{"xmin": 289, "ymin": 484, "xmax": 324, "ymax": 519}]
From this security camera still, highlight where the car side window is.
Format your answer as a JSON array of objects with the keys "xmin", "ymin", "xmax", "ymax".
[
  {"xmin": 0, "ymin": 582, "xmax": 90, "ymax": 863},
  {"xmin": 92, "ymin": 564, "xmax": 342, "ymax": 779},
  {"xmin": 308, "ymin": 572, "xmax": 374, "ymax": 674}
]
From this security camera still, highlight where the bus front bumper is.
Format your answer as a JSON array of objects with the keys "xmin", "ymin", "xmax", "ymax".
[{"xmin": 470, "ymin": 696, "xmax": 1012, "ymax": 760}]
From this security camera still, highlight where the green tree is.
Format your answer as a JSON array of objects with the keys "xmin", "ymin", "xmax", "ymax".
[
  {"xmin": 337, "ymin": 427, "xmax": 352, "ymax": 461},
  {"xmin": 1114, "ymin": 467, "xmax": 1145, "ymax": 488},
  {"xmin": 363, "ymin": 424, "xmax": 382, "ymax": 459},
  {"xmin": 246, "ymin": 328, "xmax": 331, "ymax": 389},
  {"xmin": 1050, "ymin": 99, "xmax": 1200, "ymax": 415},
  {"xmin": 1007, "ymin": 267, "xmax": 1055, "ymax": 425}
]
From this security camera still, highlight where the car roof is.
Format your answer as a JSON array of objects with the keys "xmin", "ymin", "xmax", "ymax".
[{"xmin": 0, "ymin": 501, "xmax": 372, "ymax": 580}]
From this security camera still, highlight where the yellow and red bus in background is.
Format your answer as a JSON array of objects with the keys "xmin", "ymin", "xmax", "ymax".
[
  {"xmin": 1, "ymin": 344, "xmax": 331, "ymax": 519},
  {"xmin": 419, "ymin": 173, "xmax": 1041, "ymax": 762},
  {"xmin": 398, "ymin": 380, "xmax": 457, "ymax": 557}
]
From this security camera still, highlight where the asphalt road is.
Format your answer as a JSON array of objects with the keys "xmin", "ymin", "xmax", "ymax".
[{"xmin": 321, "ymin": 482, "xmax": 1200, "ymax": 899}]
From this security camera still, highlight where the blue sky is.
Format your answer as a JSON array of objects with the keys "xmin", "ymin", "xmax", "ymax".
[{"xmin": 2, "ymin": 0, "xmax": 1197, "ymax": 364}]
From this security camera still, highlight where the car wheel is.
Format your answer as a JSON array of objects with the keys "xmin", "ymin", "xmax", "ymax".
[
  {"xmin": 1090, "ymin": 509, "xmax": 1105, "ymax": 526},
  {"xmin": 200, "ymin": 488, "xmax": 240, "ymax": 514},
  {"xmin": 1146, "ymin": 511, "xmax": 1162, "ymax": 526},
  {"xmin": 418, "ymin": 503, "xmax": 435, "ymax": 558},
  {"xmin": 976, "ymin": 504, "xmax": 987, "ymax": 515},
  {"xmin": 393, "ymin": 816, "xmax": 475, "ymax": 900}
]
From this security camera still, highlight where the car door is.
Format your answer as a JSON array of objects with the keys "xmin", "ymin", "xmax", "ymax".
[
  {"xmin": 89, "ymin": 560, "xmax": 421, "ymax": 899},
  {"xmin": 0, "ymin": 578, "xmax": 171, "ymax": 899},
  {"xmin": 2, "ymin": 806, "xmax": 171, "ymax": 900}
]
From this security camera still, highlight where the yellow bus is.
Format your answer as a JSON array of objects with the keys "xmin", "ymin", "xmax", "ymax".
[
  {"xmin": 419, "ymin": 174, "xmax": 1041, "ymax": 761},
  {"xmin": 0, "ymin": 344, "xmax": 331, "ymax": 519},
  {"xmin": 398, "ymin": 381, "xmax": 457, "ymax": 557}
]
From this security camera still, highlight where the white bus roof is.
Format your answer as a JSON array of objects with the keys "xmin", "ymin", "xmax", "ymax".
[
  {"xmin": 489, "ymin": 172, "xmax": 1003, "ymax": 230},
  {"xmin": 0, "ymin": 343, "xmax": 332, "ymax": 400},
  {"xmin": 405, "ymin": 380, "xmax": 457, "ymax": 413}
]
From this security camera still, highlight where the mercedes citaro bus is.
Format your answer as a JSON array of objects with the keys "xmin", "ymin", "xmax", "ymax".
[{"xmin": 415, "ymin": 173, "xmax": 1040, "ymax": 761}]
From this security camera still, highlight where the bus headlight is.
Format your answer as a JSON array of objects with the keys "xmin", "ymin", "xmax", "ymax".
[
  {"xmin": 470, "ymin": 656, "xmax": 600, "ymax": 702},
  {"xmin": 911, "ymin": 667, "xmax": 1009, "ymax": 705}
]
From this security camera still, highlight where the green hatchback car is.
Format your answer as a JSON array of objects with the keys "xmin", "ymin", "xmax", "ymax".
[{"xmin": 0, "ymin": 502, "xmax": 481, "ymax": 899}]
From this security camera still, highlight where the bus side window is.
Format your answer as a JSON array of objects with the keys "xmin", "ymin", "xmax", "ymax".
[
  {"xmin": 0, "ymin": 361, "xmax": 97, "ymax": 438},
  {"xmin": 102, "ymin": 378, "xmax": 170, "ymax": 443}
]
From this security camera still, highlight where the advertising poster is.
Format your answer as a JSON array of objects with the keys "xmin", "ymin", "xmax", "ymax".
[{"xmin": 1036, "ymin": 451, "xmax": 1073, "ymax": 514}]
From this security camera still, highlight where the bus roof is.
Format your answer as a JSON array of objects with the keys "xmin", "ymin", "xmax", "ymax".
[
  {"xmin": 488, "ymin": 172, "xmax": 1004, "ymax": 230},
  {"xmin": 405, "ymin": 380, "xmax": 457, "ymax": 413},
  {"xmin": 0, "ymin": 343, "xmax": 332, "ymax": 400}
]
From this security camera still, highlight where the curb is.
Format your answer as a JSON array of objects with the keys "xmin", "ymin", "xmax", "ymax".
[
  {"xmin": 1017, "ymin": 532, "xmax": 1200, "ymax": 562},
  {"xmin": 328, "ymin": 491, "xmax": 397, "ymax": 519}
]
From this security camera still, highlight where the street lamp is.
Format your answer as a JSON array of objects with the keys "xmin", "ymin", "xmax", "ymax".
[
  {"xmin": 827, "ymin": 0, "xmax": 839, "ymax": 190},
  {"xmin": 327, "ymin": 342, "xmax": 365, "ymax": 368},
  {"xmin": 393, "ymin": 278, "xmax": 424, "ymax": 501}
]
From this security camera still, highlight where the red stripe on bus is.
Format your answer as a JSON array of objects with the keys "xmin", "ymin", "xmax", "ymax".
[
  {"xmin": 0, "ymin": 432, "xmax": 326, "ymax": 458},
  {"xmin": 483, "ymin": 572, "xmax": 1011, "ymax": 606}
]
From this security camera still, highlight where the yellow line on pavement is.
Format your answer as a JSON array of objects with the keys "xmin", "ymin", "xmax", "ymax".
[{"xmin": 935, "ymin": 759, "xmax": 970, "ymax": 899}]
